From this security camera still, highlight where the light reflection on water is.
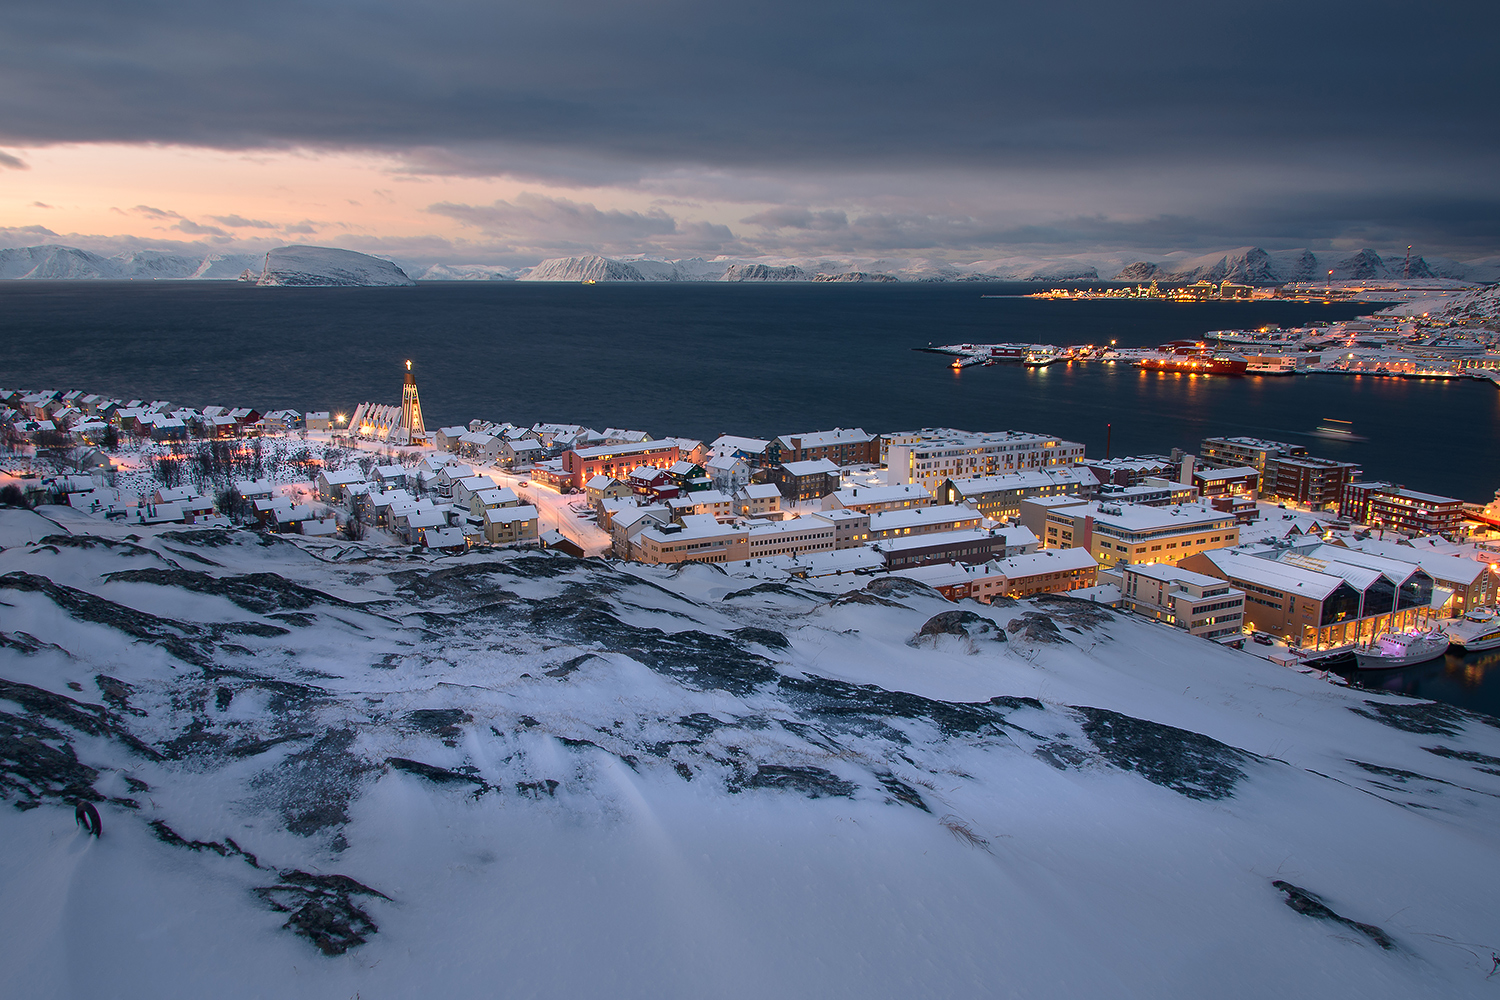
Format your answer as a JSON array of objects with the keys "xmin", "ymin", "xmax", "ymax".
[{"xmin": 1340, "ymin": 647, "xmax": 1500, "ymax": 719}]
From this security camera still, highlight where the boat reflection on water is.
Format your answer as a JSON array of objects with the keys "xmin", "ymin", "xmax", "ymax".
[{"xmin": 1334, "ymin": 646, "xmax": 1500, "ymax": 720}]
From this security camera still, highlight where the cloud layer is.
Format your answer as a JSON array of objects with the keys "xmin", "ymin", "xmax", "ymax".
[{"xmin": 0, "ymin": 1, "xmax": 1496, "ymax": 259}]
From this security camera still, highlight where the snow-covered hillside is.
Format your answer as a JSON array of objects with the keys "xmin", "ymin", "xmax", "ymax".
[
  {"xmin": 417, "ymin": 263, "xmax": 519, "ymax": 281},
  {"xmin": 0, "ymin": 245, "xmax": 263, "ymax": 280},
  {"xmin": 254, "ymin": 246, "xmax": 415, "ymax": 287},
  {"xmin": 2, "ymin": 505, "xmax": 1498, "ymax": 999}
]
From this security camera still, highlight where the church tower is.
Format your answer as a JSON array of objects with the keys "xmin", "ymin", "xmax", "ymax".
[{"xmin": 400, "ymin": 360, "xmax": 427, "ymax": 445}]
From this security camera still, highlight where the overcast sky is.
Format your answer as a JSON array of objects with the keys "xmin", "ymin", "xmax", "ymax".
[{"xmin": 1, "ymin": 0, "xmax": 1496, "ymax": 265}]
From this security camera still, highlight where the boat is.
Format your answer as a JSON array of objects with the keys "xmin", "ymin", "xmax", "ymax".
[
  {"xmin": 1441, "ymin": 609, "xmax": 1500, "ymax": 652},
  {"xmin": 949, "ymin": 353, "xmax": 990, "ymax": 369},
  {"xmin": 1135, "ymin": 353, "xmax": 1248, "ymax": 375},
  {"xmin": 1024, "ymin": 348, "xmax": 1063, "ymax": 366},
  {"xmin": 1353, "ymin": 630, "xmax": 1450, "ymax": 669}
]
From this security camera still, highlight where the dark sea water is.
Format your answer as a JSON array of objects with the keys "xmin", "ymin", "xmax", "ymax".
[
  {"xmin": 1340, "ymin": 648, "xmax": 1500, "ymax": 719},
  {"xmin": 1, "ymin": 280, "xmax": 1497, "ymax": 502}
]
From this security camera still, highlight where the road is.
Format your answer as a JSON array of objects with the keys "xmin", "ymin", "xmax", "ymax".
[{"xmin": 481, "ymin": 468, "xmax": 613, "ymax": 556}]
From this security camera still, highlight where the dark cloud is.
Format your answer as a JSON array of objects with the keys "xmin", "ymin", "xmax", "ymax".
[
  {"xmin": 0, "ymin": 1, "xmax": 1495, "ymax": 254},
  {"xmin": 0, "ymin": 150, "xmax": 26, "ymax": 170},
  {"xmin": 31, "ymin": 201, "xmax": 52, "ymax": 209}
]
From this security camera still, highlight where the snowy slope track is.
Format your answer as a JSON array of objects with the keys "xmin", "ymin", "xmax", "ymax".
[{"xmin": 2, "ymin": 506, "xmax": 1499, "ymax": 999}]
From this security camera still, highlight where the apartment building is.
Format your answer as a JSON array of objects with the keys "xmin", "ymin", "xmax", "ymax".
[
  {"xmin": 1340, "ymin": 482, "xmax": 1466, "ymax": 535},
  {"xmin": 1121, "ymin": 564, "xmax": 1246, "ymax": 641},
  {"xmin": 883, "ymin": 429, "xmax": 1085, "ymax": 492},
  {"xmin": 868, "ymin": 505, "xmax": 986, "ymax": 541},
  {"xmin": 895, "ymin": 547, "xmax": 1099, "ymax": 602},
  {"xmin": 937, "ymin": 467, "xmax": 1099, "ymax": 519},
  {"xmin": 1021, "ymin": 497, "xmax": 1239, "ymax": 568}
]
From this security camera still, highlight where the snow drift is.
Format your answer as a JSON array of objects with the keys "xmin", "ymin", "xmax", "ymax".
[{"xmin": 1, "ymin": 506, "xmax": 1498, "ymax": 999}]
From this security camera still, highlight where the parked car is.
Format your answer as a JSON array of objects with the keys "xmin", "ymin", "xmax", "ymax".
[{"xmin": 1252, "ymin": 632, "xmax": 1275, "ymax": 646}]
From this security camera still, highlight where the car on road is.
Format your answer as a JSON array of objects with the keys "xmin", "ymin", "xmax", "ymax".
[{"xmin": 1252, "ymin": 632, "xmax": 1275, "ymax": 646}]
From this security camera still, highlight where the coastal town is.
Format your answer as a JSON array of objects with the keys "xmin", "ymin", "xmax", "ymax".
[
  {"xmin": 4, "ymin": 335, "xmax": 1499, "ymax": 676},
  {"xmin": 926, "ymin": 306, "xmax": 1500, "ymax": 381}
]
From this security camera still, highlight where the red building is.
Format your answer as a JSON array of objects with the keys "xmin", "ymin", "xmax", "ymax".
[{"xmin": 563, "ymin": 441, "xmax": 681, "ymax": 491}]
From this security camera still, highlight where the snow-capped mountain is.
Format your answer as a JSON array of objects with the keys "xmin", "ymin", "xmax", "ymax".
[
  {"xmin": 2, "ymin": 506, "xmax": 1498, "ymax": 998},
  {"xmin": 417, "ymin": 263, "xmax": 519, "ymax": 281},
  {"xmin": 0, "ymin": 245, "xmax": 120, "ymax": 279},
  {"xmin": 520, "ymin": 255, "xmax": 659, "ymax": 282},
  {"xmin": 254, "ymin": 246, "xmax": 416, "ymax": 287},
  {"xmin": 1115, "ymin": 247, "xmax": 1500, "ymax": 286}
]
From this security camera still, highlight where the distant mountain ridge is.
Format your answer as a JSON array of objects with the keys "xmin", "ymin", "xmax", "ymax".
[
  {"xmin": 3, "ymin": 242, "xmax": 1497, "ymax": 285},
  {"xmin": 0, "ymin": 244, "xmax": 263, "ymax": 280},
  {"xmin": 1110, "ymin": 246, "xmax": 1498, "ymax": 285}
]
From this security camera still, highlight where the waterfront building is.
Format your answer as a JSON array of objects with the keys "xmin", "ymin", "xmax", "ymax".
[
  {"xmin": 1120, "ymin": 564, "xmax": 1246, "ymax": 641},
  {"xmin": 937, "ymin": 467, "xmax": 1099, "ymax": 519},
  {"xmin": 1263, "ymin": 455, "xmax": 1360, "ymax": 508},
  {"xmin": 1332, "ymin": 536, "xmax": 1498, "ymax": 617},
  {"xmin": 883, "ymin": 429, "xmax": 1086, "ymax": 492},
  {"xmin": 1021, "ymin": 497, "xmax": 1239, "ymax": 568},
  {"xmin": 1180, "ymin": 546, "xmax": 1433, "ymax": 650},
  {"xmin": 766, "ymin": 428, "xmax": 880, "ymax": 467},
  {"xmin": 823, "ymin": 483, "xmax": 933, "ymax": 514},
  {"xmin": 1197, "ymin": 436, "xmax": 1306, "ymax": 490},
  {"xmin": 1340, "ymin": 482, "xmax": 1466, "ymax": 535},
  {"xmin": 562, "ymin": 440, "xmax": 682, "ymax": 492},
  {"xmin": 1192, "ymin": 466, "xmax": 1258, "ymax": 499}
]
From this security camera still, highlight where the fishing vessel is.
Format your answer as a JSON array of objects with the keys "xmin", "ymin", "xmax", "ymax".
[
  {"xmin": 1353, "ymin": 630, "xmax": 1450, "ymax": 669},
  {"xmin": 1135, "ymin": 353, "xmax": 1248, "ymax": 375},
  {"xmin": 1441, "ymin": 609, "xmax": 1500, "ymax": 652}
]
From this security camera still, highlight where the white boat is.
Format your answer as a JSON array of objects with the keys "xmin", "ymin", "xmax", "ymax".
[
  {"xmin": 1353, "ymin": 630, "xmax": 1450, "ymax": 669},
  {"xmin": 1441, "ymin": 609, "xmax": 1500, "ymax": 652}
]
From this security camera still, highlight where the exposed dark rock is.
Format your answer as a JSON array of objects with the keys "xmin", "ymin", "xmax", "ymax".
[
  {"xmin": 722, "ymin": 582, "xmax": 821, "ymax": 602},
  {"xmin": 531, "ymin": 597, "xmax": 776, "ymax": 695},
  {"xmin": 405, "ymin": 708, "xmax": 470, "ymax": 743},
  {"xmin": 255, "ymin": 871, "xmax": 390, "ymax": 956},
  {"xmin": 1350, "ymin": 700, "xmax": 1487, "ymax": 738},
  {"xmin": 864, "ymin": 577, "xmax": 939, "ymax": 601},
  {"xmin": 730, "ymin": 626, "xmax": 790, "ymax": 650},
  {"xmin": 743, "ymin": 764, "xmax": 857, "ymax": 798},
  {"xmin": 1272, "ymin": 880, "xmax": 1394, "ymax": 950},
  {"xmin": 1029, "ymin": 593, "xmax": 1114, "ymax": 626},
  {"xmin": 1006, "ymin": 612, "xmax": 1067, "ymax": 643},
  {"xmin": 914, "ymin": 610, "xmax": 1006, "ymax": 643},
  {"xmin": 1422, "ymin": 745, "xmax": 1500, "ymax": 768},
  {"xmin": 252, "ymin": 729, "xmax": 373, "ymax": 836},
  {"xmin": 778, "ymin": 675, "xmax": 1007, "ymax": 739},
  {"xmin": 875, "ymin": 771, "xmax": 930, "ymax": 810},
  {"xmin": 150, "ymin": 819, "xmax": 260, "ymax": 867},
  {"xmin": 0, "ymin": 631, "xmax": 68, "ymax": 655},
  {"xmin": 516, "ymin": 778, "xmax": 560, "ymax": 797},
  {"xmin": 0, "ymin": 677, "xmax": 158, "ymax": 757},
  {"xmin": 544, "ymin": 653, "xmax": 598, "ymax": 678},
  {"xmin": 387, "ymin": 757, "xmax": 488, "ymax": 789},
  {"xmin": 829, "ymin": 590, "xmax": 912, "ymax": 609},
  {"xmin": 1076, "ymin": 707, "xmax": 1250, "ymax": 800},
  {"xmin": 1033, "ymin": 742, "xmax": 1092, "ymax": 770},
  {"xmin": 104, "ymin": 568, "xmax": 362, "ymax": 616},
  {"xmin": 0, "ymin": 711, "xmax": 101, "ymax": 809}
]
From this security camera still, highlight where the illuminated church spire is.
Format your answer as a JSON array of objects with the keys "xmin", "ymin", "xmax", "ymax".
[{"xmin": 400, "ymin": 359, "xmax": 427, "ymax": 445}]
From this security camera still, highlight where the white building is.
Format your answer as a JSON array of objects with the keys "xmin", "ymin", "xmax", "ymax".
[{"xmin": 883, "ymin": 429, "xmax": 1086, "ymax": 491}]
